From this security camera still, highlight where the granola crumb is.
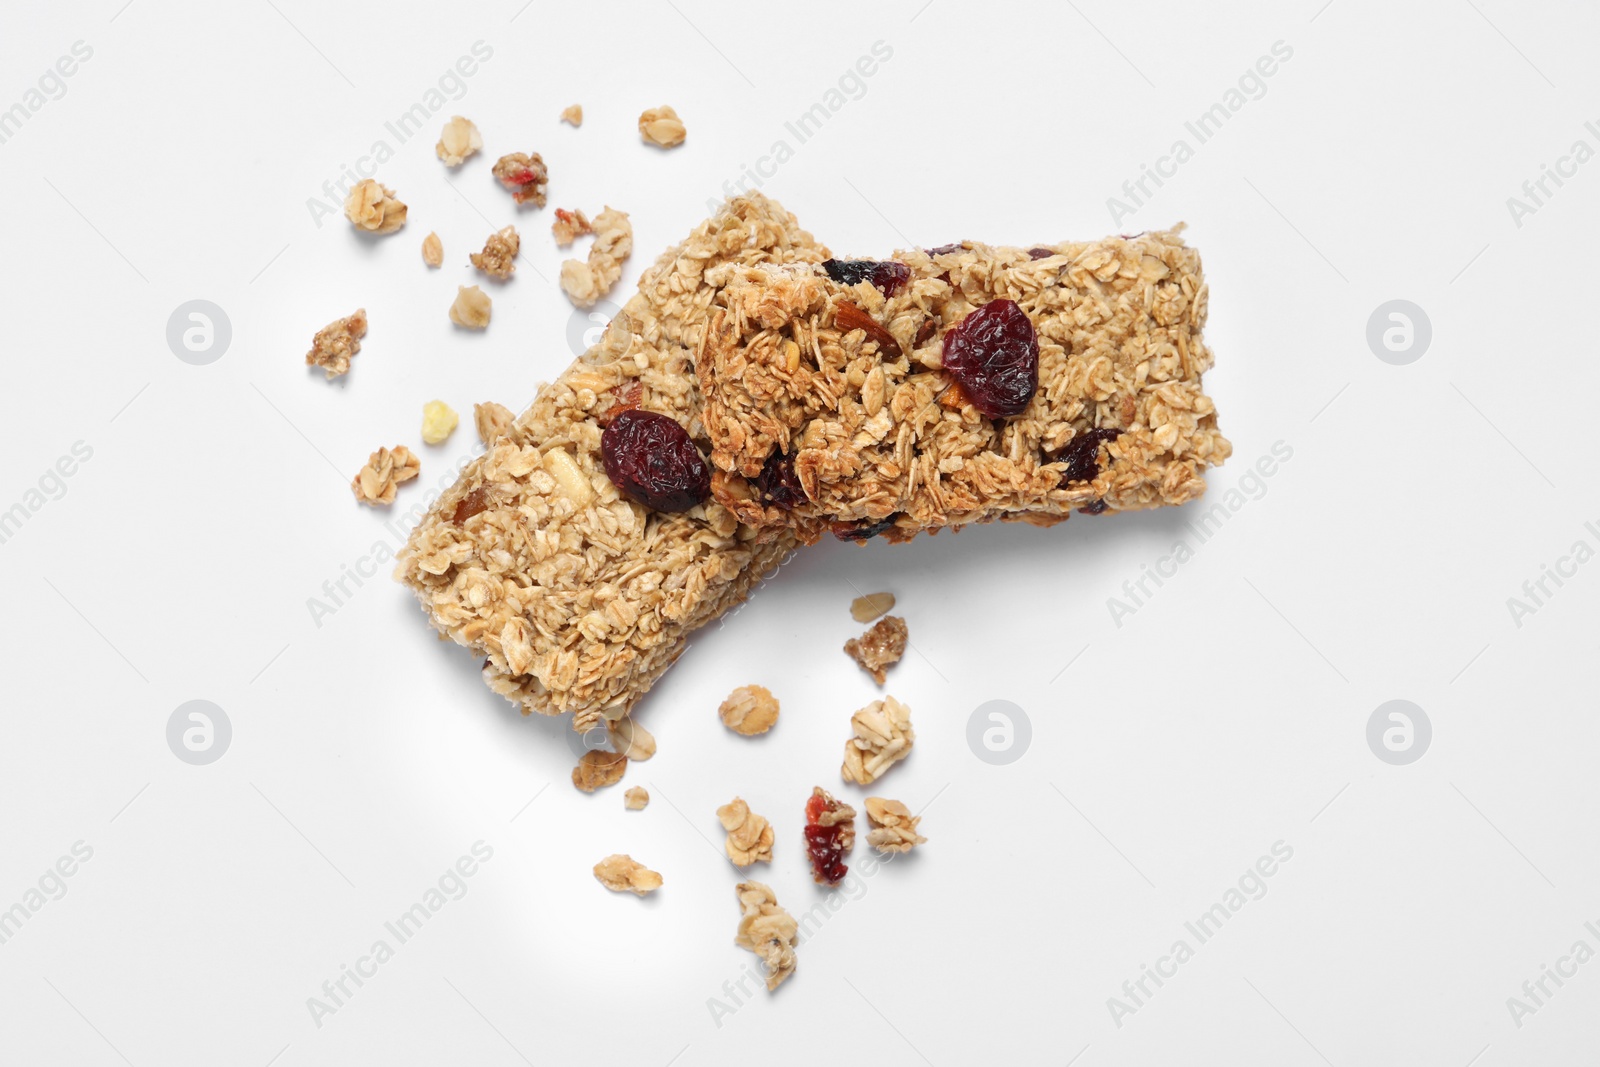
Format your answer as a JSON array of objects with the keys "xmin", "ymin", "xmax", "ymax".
[
  {"xmin": 551, "ymin": 208, "xmax": 593, "ymax": 247},
  {"xmin": 470, "ymin": 225, "xmax": 520, "ymax": 279},
  {"xmin": 841, "ymin": 695, "xmax": 914, "ymax": 785},
  {"xmin": 351, "ymin": 445, "xmax": 420, "ymax": 506},
  {"xmin": 844, "ymin": 615, "xmax": 908, "ymax": 684},
  {"xmin": 558, "ymin": 206, "xmax": 631, "ymax": 308},
  {"xmin": 492, "ymin": 151, "xmax": 549, "ymax": 207},
  {"xmin": 718, "ymin": 685, "xmax": 779, "ymax": 736},
  {"xmin": 449, "ymin": 285, "xmax": 492, "ymax": 329},
  {"xmin": 421, "ymin": 232, "xmax": 443, "ymax": 267},
  {"xmin": 343, "ymin": 179, "xmax": 407, "ymax": 234},
  {"xmin": 734, "ymin": 882, "xmax": 797, "ymax": 990},
  {"xmin": 560, "ymin": 104, "xmax": 583, "ymax": 126},
  {"xmin": 624, "ymin": 786, "xmax": 650, "ymax": 811},
  {"xmin": 607, "ymin": 716, "xmax": 656, "ymax": 761},
  {"xmin": 572, "ymin": 750, "xmax": 628, "ymax": 792},
  {"xmin": 638, "ymin": 105, "xmax": 686, "ymax": 148},
  {"xmin": 864, "ymin": 797, "xmax": 926, "ymax": 853},
  {"xmin": 593, "ymin": 854, "xmax": 662, "ymax": 895},
  {"xmin": 304, "ymin": 308, "xmax": 367, "ymax": 379},
  {"xmin": 436, "ymin": 115, "xmax": 483, "ymax": 166},
  {"xmin": 717, "ymin": 798, "xmax": 775, "ymax": 867},
  {"xmin": 421, "ymin": 401, "xmax": 458, "ymax": 445},
  {"xmin": 850, "ymin": 591, "xmax": 896, "ymax": 623},
  {"xmin": 473, "ymin": 401, "xmax": 515, "ymax": 445}
]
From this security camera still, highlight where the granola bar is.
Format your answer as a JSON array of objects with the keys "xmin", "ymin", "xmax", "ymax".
[
  {"xmin": 395, "ymin": 195, "xmax": 827, "ymax": 725},
  {"xmin": 697, "ymin": 230, "xmax": 1230, "ymax": 542}
]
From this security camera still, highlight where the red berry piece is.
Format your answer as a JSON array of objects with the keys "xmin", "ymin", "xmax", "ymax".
[
  {"xmin": 823, "ymin": 259, "xmax": 911, "ymax": 297},
  {"xmin": 1056, "ymin": 428, "xmax": 1122, "ymax": 485},
  {"xmin": 803, "ymin": 787, "xmax": 854, "ymax": 885},
  {"xmin": 940, "ymin": 299, "xmax": 1039, "ymax": 418},
  {"xmin": 600, "ymin": 409, "xmax": 710, "ymax": 512},
  {"xmin": 755, "ymin": 451, "xmax": 805, "ymax": 510}
]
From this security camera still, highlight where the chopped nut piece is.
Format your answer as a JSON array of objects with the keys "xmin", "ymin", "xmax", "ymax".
[
  {"xmin": 470, "ymin": 225, "xmax": 520, "ymax": 279},
  {"xmin": 841, "ymin": 695, "xmax": 914, "ymax": 785},
  {"xmin": 638, "ymin": 105, "xmax": 686, "ymax": 148},
  {"xmin": 733, "ymin": 882, "xmax": 797, "ymax": 990},
  {"xmin": 421, "ymin": 401, "xmax": 459, "ymax": 445},
  {"xmin": 542, "ymin": 447, "xmax": 594, "ymax": 505},
  {"xmin": 474, "ymin": 401, "xmax": 516, "ymax": 446},
  {"xmin": 492, "ymin": 151, "xmax": 549, "ymax": 207},
  {"xmin": 351, "ymin": 446, "xmax": 420, "ymax": 506},
  {"xmin": 571, "ymin": 750, "xmax": 628, "ymax": 792},
  {"xmin": 551, "ymin": 208, "xmax": 593, "ymax": 247},
  {"xmin": 593, "ymin": 853, "xmax": 662, "ymax": 895},
  {"xmin": 435, "ymin": 115, "xmax": 483, "ymax": 167},
  {"xmin": 607, "ymin": 716, "xmax": 656, "ymax": 761},
  {"xmin": 559, "ymin": 207, "xmax": 632, "ymax": 308},
  {"xmin": 803, "ymin": 787, "xmax": 855, "ymax": 885},
  {"xmin": 421, "ymin": 232, "xmax": 443, "ymax": 267},
  {"xmin": 718, "ymin": 685, "xmax": 779, "ymax": 736},
  {"xmin": 850, "ymin": 591, "xmax": 896, "ymax": 623},
  {"xmin": 864, "ymin": 797, "xmax": 926, "ymax": 853},
  {"xmin": 343, "ymin": 179, "xmax": 407, "ymax": 234},
  {"xmin": 718, "ymin": 798, "xmax": 775, "ymax": 867},
  {"xmin": 449, "ymin": 285, "xmax": 492, "ymax": 329},
  {"xmin": 624, "ymin": 786, "xmax": 650, "ymax": 810},
  {"xmin": 560, "ymin": 104, "xmax": 583, "ymax": 126},
  {"xmin": 844, "ymin": 615, "xmax": 908, "ymax": 684},
  {"xmin": 304, "ymin": 308, "xmax": 367, "ymax": 379}
]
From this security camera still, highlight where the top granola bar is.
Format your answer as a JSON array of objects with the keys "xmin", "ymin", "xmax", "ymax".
[
  {"xmin": 696, "ymin": 230, "xmax": 1230, "ymax": 543},
  {"xmin": 395, "ymin": 194, "xmax": 827, "ymax": 728}
]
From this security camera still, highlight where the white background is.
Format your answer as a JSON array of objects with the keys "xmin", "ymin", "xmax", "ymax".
[{"xmin": 2, "ymin": 0, "xmax": 1597, "ymax": 1064}]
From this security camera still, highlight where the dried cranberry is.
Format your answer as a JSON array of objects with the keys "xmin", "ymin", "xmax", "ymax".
[
  {"xmin": 1028, "ymin": 247, "xmax": 1055, "ymax": 260},
  {"xmin": 830, "ymin": 515, "xmax": 897, "ymax": 542},
  {"xmin": 1057, "ymin": 428, "xmax": 1122, "ymax": 485},
  {"xmin": 926, "ymin": 242, "xmax": 964, "ymax": 255},
  {"xmin": 451, "ymin": 487, "xmax": 489, "ymax": 524},
  {"xmin": 833, "ymin": 301, "xmax": 902, "ymax": 359},
  {"xmin": 940, "ymin": 299, "xmax": 1039, "ymax": 418},
  {"xmin": 823, "ymin": 259, "xmax": 911, "ymax": 297},
  {"xmin": 754, "ymin": 451, "xmax": 805, "ymax": 510},
  {"xmin": 803, "ymin": 788, "xmax": 853, "ymax": 885},
  {"xmin": 600, "ymin": 409, "xmax": 710, "ymax": 512}
]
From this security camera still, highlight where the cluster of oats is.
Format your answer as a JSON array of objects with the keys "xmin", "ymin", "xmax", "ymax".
[
  {"xmin": 717, "ymin": 798, "xmax": 775, "ymax": 867},
  {"xmin": 841, "ymin": 695, "xmax": 914, "ymax": 785},
  {"xmin": 305, "ymin": 308, "xmax": 367, "ymax": 379},
  {"xmin": 624, "ymin": 786, "xmax": 650, "ymax": 810},
  {"xmin": 436, "ymin": 115, "xmax": 483, "ymax": 167},
  {"xmin": 422, "ymin": 232, "xmax": 444, "ymax": 267},
  {"xmin": 352, "ymin": 445, "xmax": 420, "ymax": 506},
  {"xmin": 698, "ymin": 231, "xmax": 1230, "ymax": 541},
  {"xmin": 593, "ymin": 853, "xmax": 662, "ymax": 895},
  {"xmin": 343, "ymin": 179, "xmax": 407, "ymax": 234},
  {"xmin": 473, "ymin": 401, "xmax": 516, "ymax": 446},
  {"xmin": 470, "ymin": 225, "xmax": 520, "ymax": 280},
  {"xmin": 864, "ymin": 797, "xmax": 926, "ymax": 853},
  {"xmin": 638, "ymin": 105, "xmax": 686, "ymax": 148},
  {"xmin": 492, "ymin": 151, "xmax": 549, "ymax": 207},
  {"xmin": 559, "ymin": 207, "xmax": 632, "ymax": 308},
  {"xmin": 733, "ymin": 882, "xmax": 797, "ymax": 990},
  {"xmin": 551, "ymin": 208, "xmax": 593, "ymax": 247},
  {"xmin": 421, "ymin": 400, "xmax": 459, "ymax": 445},
  {"xmin": 850, "ymin": 591, "xmax": 895, "ymax": 622},
  {"xmin": 572, "ymin": 750, "xmax": 628, "ymax": 792},
  {"xmin": 449, "ymin": 285, "xmax": 492, "ymax": 329},
  {"xmin": 844, "ymin": 615, "xmax": 908, "ymax": 684},
  {"xmin": 560, "ymin": 104, "xmax": 583, "ymax": 126},
  {"xmin": 718, "ymin": 684, "xmax": 779, "ymax": 736}
]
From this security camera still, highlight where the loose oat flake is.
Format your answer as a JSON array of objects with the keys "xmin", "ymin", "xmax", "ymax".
[
  {"xmin": 841, "ymin": 695, "xmax": 914, "ymax": 785},
  {"xmin": 717, "ymin": 798, "xmax": 775, "ymax": 867},
  {"xmin": 421, "ymin": 232, "xmax": 443, "ymax": 267},
  {"xmin": 304, "ymin": 308, "xmax": 367, "ymax": 379},
  {"xmin": 850, "ymin": 591, "xmax": 895, "ymax": 623},
  {"xmin": 624, "ymin": 787, "xmax": 650, "ymax": 811},
  {"xmin": 449, "ymin": 285, "xmax": 492, "ymax": 329},
  {"xmin": 638, "ymin": 105, "xmax": 686, "ymax": 148},
  {"xmin": 607, "ymin": 715, "xmax": 656, "ymax": 761},
  {"xmin": 560, "ymin": 104, "xmax": 583, "ymax": 126},
  {"xmin": 733, "ymin": 882, "xmax": 797, "ymax": 990},
  {"xmin": 351, "ymin": 445, "xmax": 420, "ymax": 506},
  {"xmin": 343, "ymin": 179, "xmax": 407, "ymax": 234},
  {"xmin": 572, "ymin": 750, "xmax": 628, "ymax": 792},
  {"xmin": 593, "ymin": 854, "xmax": 662, "ymax": 895},
  {"xmin": 435, "ymin": 115, "xmax": 483, "ymax": 167},
  {"xmin": 864, "ymin": 797, "xmax": 926, "ymax": 853},
  {"xmin": 421, "ymin": 401, "xmax": 459, "ymax": 445},
  {"xmin": 718, "ymin": 685, "xmax": 779, "ymax": 736},
  {"xmin": 470, "ymin": 225, "xmax": 520, "ymax": 280}
]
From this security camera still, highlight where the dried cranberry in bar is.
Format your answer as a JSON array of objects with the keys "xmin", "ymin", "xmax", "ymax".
[
  {"xmin": 600, "ymin": 409, "xmax": 711, "ymax": 512},
  {"xmin": 822, "ymin": 259, "xmax": 911, "ymax": 296},
  {"xmin": 939, "ymin": 298, "xmax": 1039, "ymax": 418},
  {"xmin": 1056, "ymin": 428, "xmax": 1122, "ymax": 485},
  {"xmin": 755, "ymin": 451, "xmax": 805, "ymax": 510}
]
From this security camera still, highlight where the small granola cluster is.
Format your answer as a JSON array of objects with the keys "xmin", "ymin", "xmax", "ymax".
[
  {"xmin": 717, "ymin": 798, "xmax": 775, "ymax": 867},
  {"xmin": 343, "ymin": 179, "xmax": 407, "ymax": 234},
  {"xmin": 841, "ymin": 695, "xmax": 914, "ymax": 785},
  {"xmin": 435, "ymin": 115, "xmax": 483, "ymax": 167},
  {"xmin": 571, "ymin": 750, "xmax": 627, "ymax": 792},
  {"xmin": 718, "ymin": 685, "xmax": 779, "ymax": 736},
  {"xmin": 624, "ymin": 786, "xmax": 650, "ymax": 811},
  {"xmin": 351, "ymin": 445, "xmax": 419, "ymax": 506},
  {"xmin": 558, "ymin": 206, "xmax": 631, "ymax": 307},
  {"xmin": 305, "ymin": 308, "xmax": 367, "ymax": 379},
  {"xmin": 593, "ymin": 854, "xmax": 662, "ymax": 896},
  {"xmin": 551, "ymin": 208, "xmax": 593, "ymax": 247},
  {"xmin": 470, "ymin": 225, "xmax": 520, "ymax": 280},
  {"xmin": 733, "ymin": 882, "xmax": 797, "ymax": 990},
  {"xmin": 864, "ymin": 797, "xmax": 926, "ymax": 854},
  {"xmin": 449, "ymin": 285, "xmax": 492, "ymax": 329},
  {"xmin": 844, "ymin": 615, "xmax": 908, "ymax": 684},
  {"xmin": 638, "ymin": 105, "xmax": 686, "ymax": 148},
  {"xmin": 560, "ymin": 104, "xmax": 583, "ymax": 126},
  {"xmin": 803, "ymin": 786, "xmax": 855, "ymax": 885},
  {"xmin": 492, "ymin": 151, "xmax": 549, "ymax": 207}
]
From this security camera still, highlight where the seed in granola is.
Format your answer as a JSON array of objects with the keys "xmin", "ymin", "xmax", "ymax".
[
  {"xmin": 844, "ymin": 615, "xmax": 907, "ymax": 685},
  {"xmin": 841, "ymin": 695, "xmax": 914, "ymax": 784},
  {"xmin": 351, "ymin": 445, "xmax": 420, "ymax": 506},
  {"xmin": 543, "ymin": 447, "xmax": 595, "ymax": 506},
  {"xmin": 470, "ymin": 225, "xmax": 520, "ymax": 280},
  {"xmin": 833, "ymin": 301, "xmax": 901, "ymax": 359},
  {"xmin": 734, "ymin": 882, "xmax": 798, "ymax": 990},
  {"xmin": 593, "ymin": 853, "xmax": 662, "ymax": 895},
  {"xmin": 1056, "ymin": 428, "xmax": 1122, "ymax": 485},
  {"xmin": 754, "ymin": 451, "xmax": 805, "ymax": 510},
  {"xmin": 492, "ymin": 151, "xmax": 549, "ymax": 207},
  {"xmin": 304, "ymin": 308, "xmax": 367, "ymax": 379},
  {"xmin": 624, "ymin": 786, "xmax": 649, "ymax": 810},
  {"xmin": 718, "ymin": 797, "xmax": 775, "ymax": 867},
  {"xmin": 864, "ymin": 797, "xmax": 926, "ymax": 853},
  {"xmin": 600, "ymin": 409, "xmax": 710, "ymax": 512},
  {"xmin": 343, "ymin": 179, "xmax": 407, "ymax": 234},
  {"xmin": 449, "ymin": 285, "xmax": 492, "ymax": 329},
  {"xmin": 803, "ymin": 787, "xmax": 855, "ymax": 886},
  {"xmin": 560, "ymin": 104, "xmax": 583, "ymax": 126},
  {"xmin": 572, "ymin": 750, "xmax": 628, "ymax": 792},
  {"xmin": 421, "ymin": 400, "xmax": 459, "ymax": 445},
  {"xmin": 1079, "ymin": 499, "xmax": 1109, "ymax": 515},
  {"xmin": 473, "ymin": 401, "xmax": 515, "ymax": 446},
  {"xmin": 914, "ymin": 317, "xmax": 939, "ymax": 347},
  {"xmin": 435, "ymin": 115, "xmax": 482, "ymax": 167},
  {"xmin": 551, "ymin": 208, "xmax": 593, "ymax": 247},
  {"xmin": 830, "ymin": 515, "xmax": 898, "ymax": 543},
  {"xmin": 822, "ymin": 259, "xmax": 910, "ymax": 297},
  {"xmin": 637, "ymin": 105, "xmax": 686, "ymax": 148},
  {"xmin": 1028, "ymin": 247, "xmax": 1056, "ymax": 260},
  {"xmin": 940, "ymin": 298, "xmax": 1039, "ymax": 417},
  {"xmin": 451, "ymin": 486, "xmax": 489, "ymax": 524},
  {"xmin": 718, "ymin": 685, "xmax": 780, "ymax": 736},
  {"xmin": 850, "ymin": 592, "xmax": 895, "ymax": 623},
  {"xmin": 422, "ymin": 232, "xmax": 443, "ymax": 267}
]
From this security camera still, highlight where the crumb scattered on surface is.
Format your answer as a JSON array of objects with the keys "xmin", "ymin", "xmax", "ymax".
[
  {"xmin": 607, "ymin": 716, "xmax": 656, "ymax": 761},
  {"xmin": 473, "ymin": 401, "xmax": 515, "ymax": 446},
  {"xmin": 436, "ymin": 115, "xmax": 483, "ymax": 167},
  {"xmin": 719, "ymin": 685, "xmax": 779, "ymax": 736},
  {"xmin": 638, "ymin": 105, "xmax": 686, "ymax": 148},
  {"xmin": 492, "ymin": 151, "xmax": 549, "ymax": 207},
  {"xmin": 572, "ymin": 750, "xmax": 628, "ymax": 792},
  {"xmin": 421, "ymin": 401, "xmax": 459, "ymax": 445},
  {"xmin": 718, "ymin": 798, "xmax": 774, "ymax": 867},
  {"xmin": 422, "ymin": 232, "xmax": 443, "ymax": 267},
  {"xmin": 559, "ymin": 207, "xmax": 631, "ymax": 307},
  {"xmin": 561, "ymin": 104, "xmax": 583, "ymax": 126},
  {"xmin": 864, "ymin": 797, "xmax": 926, "ymax": 853},
  {"xmin": 594, "ymin": 854, "xmax": 662, "ymax": 895},
  {"xmin": 734, "ymin": 882, "xmax": 797, "ymax": 990},
  {"xmin": 470, "ymin": 225, "xmax": 520, "ymax": 279},
  {"xmin": 844, "ymin": 615, "xmax": 908, "ymax": 684},
  {"xmin": 624, "ymin": 786, "xmax": 650, "ymax": 811},
  {"xmin": 551, "ymin": 208, "xmax": 593, "ymax": 247},
  {"xmin": 343, "ymin": 179, "xmax": 407, "ymax": 234},
  {"xmin": 850, "ymin": 592, "xmax": 895, "ymax": 623},
  {"xmin": 352, "ymin": 445, "xmax": 420, "ymax": 506},
  {"xmin": 305, "ymin": 308, "xmax": 367, "ymax": 379},
  {"xmin": 450, "ymin": 285, "xmax": 492, "ymax": 329},
  {"xmin": 841, "ymin": 695, "xmax": 914, "ymax": 785}
]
